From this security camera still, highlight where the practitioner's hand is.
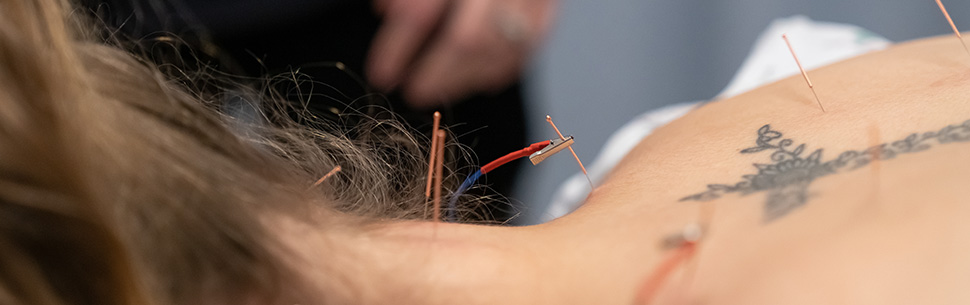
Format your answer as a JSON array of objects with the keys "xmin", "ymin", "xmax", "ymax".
[{"xmin": 367, "ymin": 0, "xmax": 557, "ymax": 108}]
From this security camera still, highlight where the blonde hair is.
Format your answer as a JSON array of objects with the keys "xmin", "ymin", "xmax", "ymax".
[{"xmin": 0, "ymin": 0, "xmax": 476, "ymax": 304}]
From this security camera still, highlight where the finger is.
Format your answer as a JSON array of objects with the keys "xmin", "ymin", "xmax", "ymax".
[
  {"xmin": 366, "ymin": 0, "xmax": 448, "ymax": 91},
  {"xmin": 404, "ymin": 1, "xmax": 523, "ymax": 106},
  {"xmin": 406, "ymin": 46, "xmax": 516, "ymax": 107}
]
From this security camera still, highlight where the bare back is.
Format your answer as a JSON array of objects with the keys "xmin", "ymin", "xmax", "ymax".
[{"xmin": 548, "ymin": 34, "xmax": 970, "ymax": 304}]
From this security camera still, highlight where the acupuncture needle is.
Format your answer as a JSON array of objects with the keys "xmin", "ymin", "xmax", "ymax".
[
  {"xmin": 936, "ymin": 0, "xmax": 970, "ymax": 58},
  {"xmin": 546, "ymin": 115, "xmax": 593, "ymax": 189},
  {"xmin": 782, "ymin": 34, "xmax": 826, "ymax": 113},
  {"xmin": 424, "ymin": 111, "xmax": 441, "ymax": 199},
  {"xmin": 311, "ymin": 165, "xmax": 342, "ymax": 188},
  {"xmin": 433, "ymin": 130, "xmax": 446, "ymax": 223},
  {"xmin": 867, "ymin": 124, "xmax": 882, "ymax": 205}
]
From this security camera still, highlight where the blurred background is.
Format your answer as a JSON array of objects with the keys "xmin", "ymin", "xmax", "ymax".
[{"xmin": 514, "ymin": 0, "xmax": 970, "ymax": 224}]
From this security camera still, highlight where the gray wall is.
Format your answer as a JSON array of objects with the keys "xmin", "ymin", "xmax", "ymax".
[{"xmin": 514, "ymin": 0, "xmax": 970, "ymax": 224}]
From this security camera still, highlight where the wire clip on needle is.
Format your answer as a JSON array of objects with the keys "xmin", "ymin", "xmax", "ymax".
[{"xmin": 529, "ymin": 136, "xmax": 575, "ymax": 165}]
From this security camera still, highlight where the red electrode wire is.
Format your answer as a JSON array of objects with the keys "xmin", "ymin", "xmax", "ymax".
[
  {"xmin": 446, "ymin": 140, "xmax": 552, "ymax": 222},
  {"xmin": 480, "ymin": 140, "xmax": 551, "ymax": 174}
]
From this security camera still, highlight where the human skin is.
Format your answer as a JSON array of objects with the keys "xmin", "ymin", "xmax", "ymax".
[
  {"xmin": 367, "ymin": 0, "xmax": 558, "ymax": 107},
  {"xmin": 281, "ymin": 34, "xmax": 970, "ymax": 304}
]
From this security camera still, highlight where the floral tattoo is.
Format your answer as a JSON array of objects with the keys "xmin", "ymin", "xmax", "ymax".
[{"xmin": 680, "ymin": 120, "xmax": 970, "ymax": 222}]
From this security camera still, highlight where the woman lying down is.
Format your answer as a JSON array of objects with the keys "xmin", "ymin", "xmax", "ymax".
[{"xmin": 3, "ymin": 1, "xmax": 969, "ymax": 305}]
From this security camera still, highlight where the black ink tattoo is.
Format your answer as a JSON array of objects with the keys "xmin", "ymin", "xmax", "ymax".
[{"xmin": 681, "ymin": 120, "xmax": 970, "ymax": 222}]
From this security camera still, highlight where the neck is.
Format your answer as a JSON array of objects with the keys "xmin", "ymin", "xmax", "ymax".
[
  {"xmin": 359, "ymin": 221, "xmax": 560, "ymax": 304},
  {"xmin": 272, "ymin": 191, "xmax": 686, "ymax": 305},
  {"xmin": 354, "ymin": 201, "xmax": 681, "ymax": 305}
]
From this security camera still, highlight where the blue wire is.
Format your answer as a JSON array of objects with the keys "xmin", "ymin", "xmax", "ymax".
[{"xmin": 446, "ymin": 170, "xmax": 482, "ymax": 222}]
